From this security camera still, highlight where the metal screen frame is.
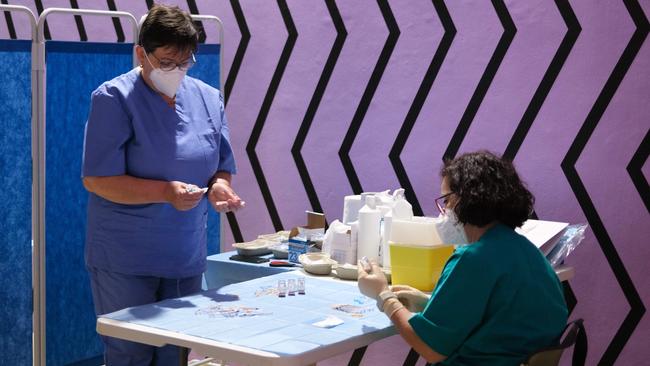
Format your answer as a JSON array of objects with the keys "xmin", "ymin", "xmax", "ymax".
[{"xmin": 34, "ymin": 8, "xmax": 138, "ymax": 365}]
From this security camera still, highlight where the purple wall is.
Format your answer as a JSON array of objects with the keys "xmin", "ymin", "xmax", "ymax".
[{"xmin": 2, "ymin": 1, "xmax": 648, "ymax": 365}]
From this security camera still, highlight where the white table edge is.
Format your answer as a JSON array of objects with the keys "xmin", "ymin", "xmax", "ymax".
[{"xmin": 97, "ymin": 304, "xmax": 397, "ymax": 366}]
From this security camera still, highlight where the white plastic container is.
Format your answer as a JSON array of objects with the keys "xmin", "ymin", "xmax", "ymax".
[
  {"xmin": 390, "ymin": 216, "xmax": 442, "ymax": 246},
  {"xmin": 357, "ymin": 196, "xmax": 382, "ymax": 261},
  {"xmin": 322, "ymin": 220, "xmax": 356, "ymax": 265},
  {"xmin": 342, "ymin": 195, "xmax": 362, "ymax": 224},
  {"xmin": 381, "ymin": 210, "xmax": 393, "ymax": 268},
  {"xmin": 392, "ymin": 190, "xmax": 413, "ymax": 221}
]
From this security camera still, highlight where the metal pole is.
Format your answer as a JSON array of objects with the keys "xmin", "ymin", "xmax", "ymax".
[
  {"xmin": 38, "ymin": 8, "xmax": 139, "ymax": 67},
  {"xmin": 189, "ymin": 15, "xmax": 225, "ymax": 93},
  {"xmin": 0, "ymin": 5, "xmax": 43, "ymax": 365},
  {"xmin": 34, "ymin": 8, "xmax": 139, "ymax": 366},
  {"xmin": 0, "ymin": 5, "xmax": 42, "ymax": 366}
]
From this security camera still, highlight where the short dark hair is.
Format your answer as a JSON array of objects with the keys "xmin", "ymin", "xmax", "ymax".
[
  {"xmin": 139, "ymin": 4, "xmax": 198, "ymax": 54},
  {"xmin": 441, "ymin": 150, "xmax": 534, "ymax": 229}
]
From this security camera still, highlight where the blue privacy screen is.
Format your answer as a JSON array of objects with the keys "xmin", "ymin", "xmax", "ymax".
[
  {"xmin": 45, "ymin": 41, "xmax": 133, "ymax": 365},
  {"xmin": 189, "ymin": 43, "xmax": 222, "ymax": 256},
  {"xmin": 0, "ymin": 39, "xmax": 32, "ymax": 366},
  {"xmin": 45, "ymin": 41, "xmax": 222, "ymax": 364}
]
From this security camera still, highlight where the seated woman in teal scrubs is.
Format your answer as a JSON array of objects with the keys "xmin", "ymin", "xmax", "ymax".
[{"xmin": 358, "ymin": 151, "xmax": 568, "ymax": 365}]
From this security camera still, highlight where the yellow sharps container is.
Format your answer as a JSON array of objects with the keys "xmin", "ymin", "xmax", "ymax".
[{"xmin": 389, "ymin": 242, "xmax": 454, "ymax": 292}]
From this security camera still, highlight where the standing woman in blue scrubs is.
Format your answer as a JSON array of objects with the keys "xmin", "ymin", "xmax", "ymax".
[
  {"xmin": 81, "ymin": 4, "xmax": 243, "ymax": 365},
  {"xmin": 358, "ymin": 151, "xmax": 568, "ymax": 366}
]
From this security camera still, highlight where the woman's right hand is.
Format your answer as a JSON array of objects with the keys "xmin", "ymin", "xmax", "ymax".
[
  {"xmin": 164, "ymin": 181, "xmax": 206, "ymax": 211},
  {"xmin": 390, "ymin": 285, "xmax": 430, "ymax": 313}
]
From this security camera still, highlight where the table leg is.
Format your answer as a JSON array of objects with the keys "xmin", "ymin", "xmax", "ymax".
[
  {"xmin": 347, "ymin": 346, "xmax": 368, "ymax": 366},
  {"xmin": 179, "ymin": 347, "xmax": 189, "ymax": 366}
]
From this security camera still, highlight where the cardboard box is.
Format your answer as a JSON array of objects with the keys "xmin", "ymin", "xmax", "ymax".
[
  {"xmin": 288, "ymin": 238, "xmax": 309, "ymax": 263},
  {"xmin": 287, "ymin": 211, "xmax": 326, "ymax": 263},
  {"xmin": 289, "ymin": 211, "xmax": 326, "ymax": 238}
]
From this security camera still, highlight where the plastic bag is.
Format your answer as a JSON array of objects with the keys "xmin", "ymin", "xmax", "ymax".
[{"xmin": 546, "ymin": 223, "xmax": 588, "ymax": 267}]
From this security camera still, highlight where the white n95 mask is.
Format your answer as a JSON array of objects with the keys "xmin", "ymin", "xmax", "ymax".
[
  {"xmin": 149, "ymin": 67, "xmax": 186, "ymax": 98},
  {"xmin": 435, "ymin": 211, "xmax": 470, "ymax": 245},
  {"xmin": 144, "ymin": 52, "xmax": 186, "ymax": 98}
]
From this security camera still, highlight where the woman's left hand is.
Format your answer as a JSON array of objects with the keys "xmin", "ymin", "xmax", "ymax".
[
  {"xmin": 357, "ymin": 261, "xmax": 389, "ymax": 299},
  {"xmin": 209, "ymin": 180, "xmax": 245, "ymax": 213}
]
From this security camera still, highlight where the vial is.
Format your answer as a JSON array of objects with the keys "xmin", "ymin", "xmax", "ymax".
[{"xmin": 297, "ymin": 278, "xmax": 305, "ymax": 295}]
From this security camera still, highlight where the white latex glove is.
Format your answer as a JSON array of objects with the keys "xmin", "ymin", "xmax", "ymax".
[
  {"xmin": 357, "ymin": 261, "xmax": 388, "ymax": 299},
  {"xmin": 390, "ymin": 284, "xmax": 430, "ymax": 313}
]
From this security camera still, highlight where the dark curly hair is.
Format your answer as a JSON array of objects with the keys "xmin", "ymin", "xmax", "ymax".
[
  {"xmin": 139, "ymin": 4, "xmax": 198, "ymax": 54},
  {"xmin": 441, "ymin": 151, "xmax": 534, "ymax": 229}
]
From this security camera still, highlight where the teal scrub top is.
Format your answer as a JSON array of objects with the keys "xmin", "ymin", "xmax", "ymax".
[{"xmin": 408, "ymin": 224, "xmax": 568, "ymax": 365}]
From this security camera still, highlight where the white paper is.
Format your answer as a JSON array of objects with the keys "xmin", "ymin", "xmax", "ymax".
[
  {"xmin": 516, "ymin": 219, "xmax": 568, "ymax": 254},
  {"xmin": 312, "ymin": 315, "xmax": 344, "ymax": 328}
]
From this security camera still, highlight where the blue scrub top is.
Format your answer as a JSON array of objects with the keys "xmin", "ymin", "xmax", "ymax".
[
  {"xmin": 82, "ymin": 68, "xmax": 236, "ymax": 278},
  {"xmin": 409, "ymin": 224, "xmax": 568, "ymax": 366}
]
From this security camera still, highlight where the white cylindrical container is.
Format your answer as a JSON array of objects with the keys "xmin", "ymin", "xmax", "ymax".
[
  {"xmin": 342, "ymin": 195, "xmax": 363, "ymax": 224},
  {"xmin": 349, "ymin": 220, "xmax": 359, "ymax": 256},
  {"xmin": 392, "ymin": 196, "xmax": 413, "ymax": 221},
  {"xmin": 357, "ymin": 196, "xmax": 382, "ymax": 262},
  {"xmin": 375, "ymin": 204, "xmax": 391, "ymax": 266},
  {"xmin": 381, "ymin": 211, "xmax": 393, "ymax": 268}
]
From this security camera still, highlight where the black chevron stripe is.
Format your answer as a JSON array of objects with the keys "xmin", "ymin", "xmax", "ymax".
[
  {"xmin": 339, "ymin": 0, "xmax": 399, "ymax": 195},
  {"xmin": 389, "ymin": 0, "xmax": 456, "ymax": 216},
  {"xmin": 186, "ymin": 0, "xmax": 207, "ymax": 43},
  {"xmin": 225, "ymin": 212, "xmax": 243, "ymax": 243},
  {"xmin": 106, "ymin": 0, "xmax": 125, "ymax": 43},
  {"xmin": 291, "ymin": 0, "xmax": 347, "ymax": 215},
  {"xmin": 403, "ymin": 349, "xmax": 420, "ymax": 366},
  {"xmin": 443, "ymin": 0, "xmax": 516, "ymax": 161},
  {"xmin": 563, "ymin": 281, "xmax": 577, "ymax": 315},
  {"xmin": 222, "ymin": 1, "xmax": 249, "ymax": 243},
  {"xmin": 246, "ymin": 0, "xmax": 297, "ymax": 231},
  {"xmin": 224, "ymin": 0, "xmax": 250, "ymax": 106},
  {"xmin": 1, "ymin": 0, "xmax": 17, "ymax": 40},
  {"xmin": 34, "ymin": 0, "xmax": 51, "ymax": 40},
  {"xmin": 627, "ymin": 129, "xmax": 650, "ymax": 213},
  {"xmin": 69, "ymin": 0, "xmax": 88, "ymax": 42},
  {"xmin": 502, "ymin": 0, "xmax": 580, "ymax": 160},
  {"xmin": 561, "ymin": 0, "xmax": 648, "ymax": 363}
]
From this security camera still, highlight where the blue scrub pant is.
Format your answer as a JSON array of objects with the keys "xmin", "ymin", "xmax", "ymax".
[{"xmin": 88, "ymin": 267, "xmax": 203, "ymax": 366}]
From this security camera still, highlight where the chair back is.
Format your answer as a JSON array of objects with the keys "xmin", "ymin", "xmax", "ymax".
[{"xmin": 521, "ymin": 319, "xmax": 587, "ymax": 366}]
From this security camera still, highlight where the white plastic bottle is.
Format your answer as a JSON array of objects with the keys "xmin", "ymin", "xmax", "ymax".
[
  {"xmin": 357, "ymin": 195, "xmax": 382, "ymax": 262},
  {"xmin": 376, "ymin": 203, "xmax": 391, "ymax": 266},
  {"xmin": 381, "ymin": 210, "xmax": 393, "ymax": 268},
  {"xmin": 392, "ymin": 189, "xmax": 413, "ymax": 220}
]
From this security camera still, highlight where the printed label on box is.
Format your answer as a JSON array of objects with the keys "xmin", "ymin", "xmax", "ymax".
[{"xmin": 288, "ymin": 239, "xmax": 309, "ymax": 263}]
